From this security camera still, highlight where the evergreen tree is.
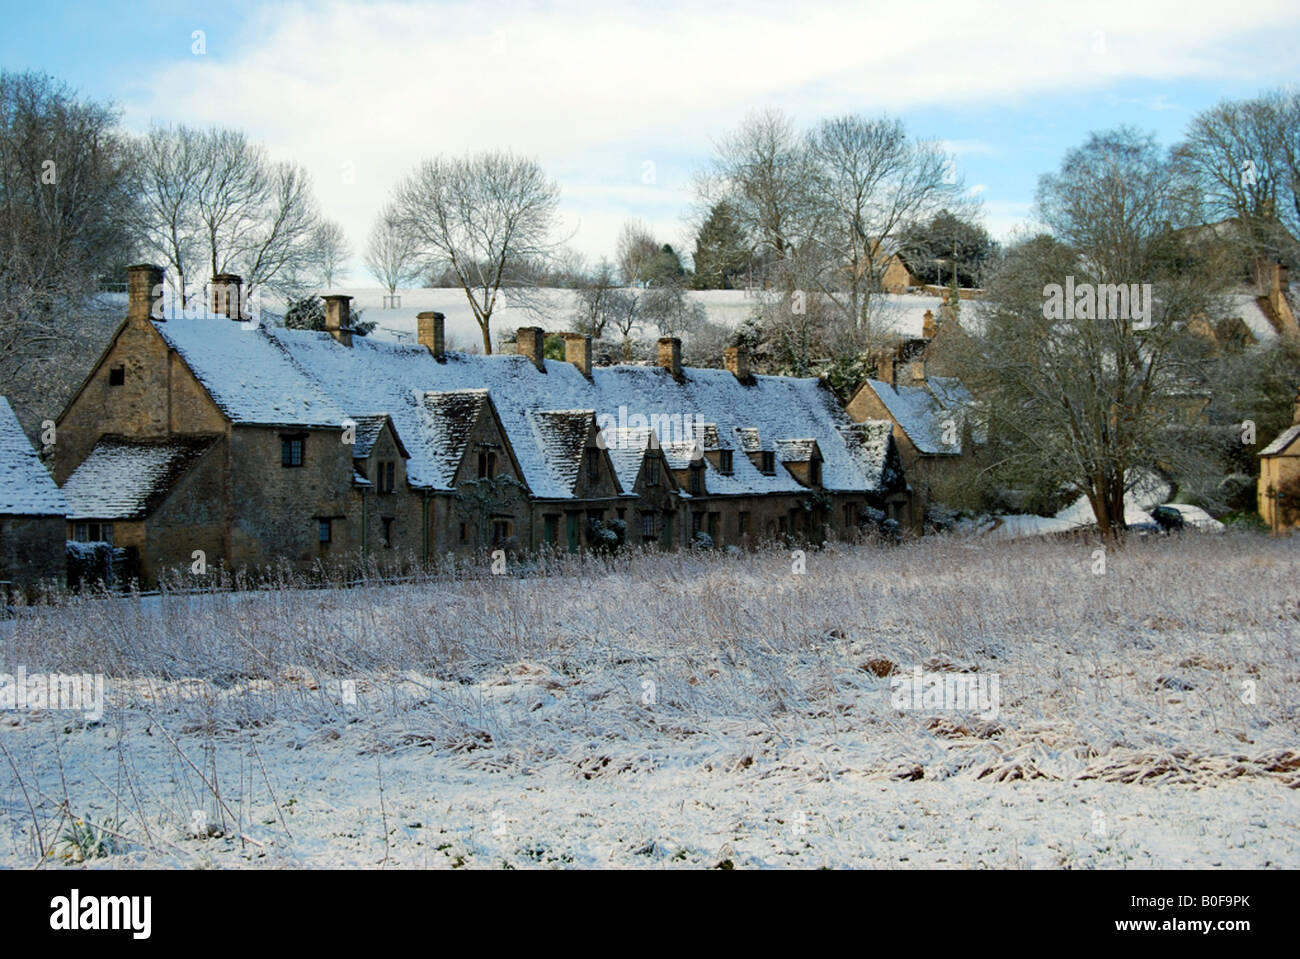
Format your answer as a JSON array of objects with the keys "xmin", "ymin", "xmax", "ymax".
[{"xmin": 691, "ymin": 202, "xmax": 751, "ymax": 289}]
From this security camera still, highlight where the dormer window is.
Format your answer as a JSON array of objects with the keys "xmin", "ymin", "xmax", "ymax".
[
  {"xmin": 689, "ymin": 465, "xmax": 704, "ymax": 495},
  {"xmin": 810, "ymin": 458, "xmax": 821, "ymax": 486},
  {"xmin": 718, "ymin": 450, "xmax": 733, "ymax": 475},
  {"xmin": 645, "ymin": 459, "xmax": 659, "ymax": 486},
  {"xmin": 108, "ymin": 365, "xmax": 125, "ymax": 386},
  {"xmin": 377, "ymin": 460, "xmax": 395, "ymax": 493},
  {"xmin": 478, "ymin": 451, "xmax": 497, "ymax": 479},
  {"xmin": 759, "ymin": 451, "xmax": 775, "ymax": 475},
  {"xmin": 586, "ymin": 448, "xmax": 600, "ymax": 483}
]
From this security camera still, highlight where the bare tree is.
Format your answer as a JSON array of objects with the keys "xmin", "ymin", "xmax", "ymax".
[
  {"xmin": 1175, "ymin": 89, "xmax": 1300, "ymax": 268},
  {"xmin": 311, "ymin": 219, "xmax": 352, "ymax": 289},
  {"xmin": 701, "ymin": 108, "xmax": 815, "ymax": 275},
  {"xmin": 804, "ymin": 114, "xmax": 962, "ymax": 337},
  {"xmin": 364, "ymin": 204, "xmax": 422, "ymax": 296},
  {"xmin": 616, "ymin": 220, "xmax": 659, "ymax": 287},
  {"xmin": 0, "ymin": 71, "xmax": 136, "ymax": 426},
  {"xmin": 572, "ymin": 257, "xmax": 619, "ymax": 337},
  {"xmin": 964, "ymin": 129, "xmax": 1227, "ymax": 541},
  {"xmin": 606, "ymin": 288, "xmax": 643, "ymax": 361},
  {"xmin": 392, "ymin": 151, "xmax": 560, "ymax": 353},
  {"xmin": 134, "ymin": 125, "xmax": 320, "ymax": 302}
]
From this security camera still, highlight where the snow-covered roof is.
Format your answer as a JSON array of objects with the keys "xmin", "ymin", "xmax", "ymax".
[
  {"xmin": 528, "ymin": 410, "xmax": 600, "ymax": 496},
  {"xmin": 1224, "ymin": 293, "xmax": 1280, "ymax": 343},
  {"xmin": 148, "ymin": 318, "xmax": 896, "ymax": 498},
  {"xmin": 349, "ymin": 414, "xmax": 390, "ymax": 459},
  {"xmin": 734, "ymin": 427, "xmax": 767, "ymax": 453},
  {"xmin": 602, "ymin": 427, "xmax": 659, "ymax": 492},
  {"xmin": 62, "ymin": 435, "xmax": 218, "ymax": 520},
  {"xmin": 1261, "ymin": 424, "xmax": 1300, "ymax": 457},
  {"xmin": 0, "ymin": 396, "xmax": 66, "ymax": 516},
  {"xmin": 416, "ymin": 390, "xmax": 489, "ymax": 489},
  {"xmin": 774, "ymin": 438, "xmax": 819, "ymax": 463},
  {"xmin": 837, "ymin": 421, "xmax": 894, "ymax": 490},
  {"xmin": 864, "ymin": 376, "xmax": 974, "ymax": 455}
]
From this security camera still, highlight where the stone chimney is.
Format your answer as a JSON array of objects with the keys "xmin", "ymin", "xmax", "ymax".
[
  {"xmin": 517, "ymin": 326, "xmax": 546, "ymax": 372},
  {"xmin": 658, "ymin": 337, "xmax": 683, "ymax": 381},
  {"xmin": 324, "ymin": 294, "xmax": 353, "ymax": 347},
  {"xmin": 562, "ymin": 332, "xmax": 592, "ymax": 378},
  {"xmin": 910, "ymin": 359, "xmax": 926, "ymax": 383},
  {"xmin": 211, "ymin": 273, "xmax": 243, "ymax": 320},
  {"xmin": 417, "ymin": 311, "xmax": 446, "ymax": 360},
  {"xmin": 922, "ymin": 309, "xmax": 936, "ymax": 339},
  {"xmin": 876, "ymin": 349, "xmax": 896, "ymax": 389},
  {"xmin": 724, "ymin": 346, "xmax": 750, "ymax": 381},
  {"xmin": 128, "ymin": 264, "xmax": 164, "ymax": 323}
]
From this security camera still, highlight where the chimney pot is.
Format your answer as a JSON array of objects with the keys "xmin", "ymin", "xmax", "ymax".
[
  {"xmin": 562, "ymin": 332, "xmax": 592, "ymax": 378},
  {"xmin": 517, "ymin": 326, "xmax": 546, "ymax": 372},
  {"xmin": 417, "ymin": 311, "xmax": 446, "ymax": 360},
  {"xmin": 128, "ymin": 264, "xmax": 164, "ymax": 323},
  {"xmin": 724, "ymin": 346, "xmax": 750, "ymax": 381},
  {"xmin": 911, "ymin": 359, "xmax": 926, "ymax": 383},
  {"xmin": 324, "ymin": 294, "xmax": 353, "ymax": 347},
  {"xmin": 211, "ymin": 273, "xmax": 243, "ymax": 321},
  {"xmin": 922, "ymin": 309, "xmax": 936, "ymax": 339},
  {"xmin": 657, "ymin": 337, "xmax": 683, "ymax": 380}
]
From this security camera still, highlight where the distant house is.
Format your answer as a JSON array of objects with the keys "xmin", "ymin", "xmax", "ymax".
[
  {"xmin": 0, "ymin": 396, "xmax": 67, "ymax": 594},
  {"xmin": 868, "ymin": 239, "xmax": 920, "ymax": 294},
  {"xmin": 1259, "ymin": 390, "xmax": 1300, "ymax": 534},
  {"xmin": 845, "ymin": 357, "xmax": 981, "ymax": 530}
]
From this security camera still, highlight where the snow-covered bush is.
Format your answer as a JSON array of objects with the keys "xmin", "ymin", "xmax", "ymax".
[{"xmin": 691, "ymin": 530, "xmax": 714, "ymax": 549}]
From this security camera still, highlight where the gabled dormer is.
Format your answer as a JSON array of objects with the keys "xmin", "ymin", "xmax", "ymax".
[
  {"xmin": 529, "ymin": 410, "xmax": 620, "ymax": 498},
  {"xmin": 774, "ymin": 438, "xmax": 823, "ymax": 487}
]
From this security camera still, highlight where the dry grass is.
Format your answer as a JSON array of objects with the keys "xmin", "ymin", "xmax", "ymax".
[{"xmin": 0, "ymin": 532, "xmax": 1296, "ymax": 866}]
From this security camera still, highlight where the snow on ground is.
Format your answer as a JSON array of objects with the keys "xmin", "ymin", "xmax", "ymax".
[
  {"xmin": 962, "ymin": 471, "xmax": 1176, "ymax": 541},
  {"xmin": 255, "ymin": 287, "xmax": 946, "ymax": 351},
  {"xmin": 2, "ymin": 536, "xmax": 1296, "ymax": 869}
]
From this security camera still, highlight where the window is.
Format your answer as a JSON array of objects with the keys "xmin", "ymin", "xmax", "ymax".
[
  {"xmin": 477, "ymin": 451, "xmax": 497, "ymax": 479},
  {"xmin": 759, "ymin": 451, "xmax": 775, "ymax": 475},
  {"xmin": 318, "ymin": 519, "xmax": 332, "ymax": 543},
  {"xmin": 689, "ymin": 466, "xmax": 703, "ymax": 495},
  {"xmin": 73, "ymin": 522, "xmax": 113, "ymax": 545},
  {"xmin": 381, "ymin": 517, "xmax": 394, "ymax": 548},
  {"xmin": 543, "ymin": 514, "xmax": 559, "ymax": 545},
  {"xmin": 586, "ymin": 448, "xmax": 601, "ymax": 483},
  {"xmin": 459, "ymin": 522, "xmax": 470, "ymax": 543},
  {"xmin": 377, "ymin": 460, "xmax": 395, "ymax": 493},
  {"xmin": 718, "ymin": 450, "xmax": 733, "ymax": 475},
  {"xmin": 640, "ymin": 512, "xmax": 656, "ymax": 539},
  {"xmin": 644, "ymin": 459, "xmax": 659, "ymax": 486},
  {"xmin": 739, "ymin": 511, "xmax": 751, "ymax": 536},
  {"xmin": 492, "ymin": 518, "xmax": 513, "ymax": 545},
  {"xmin": 692, "ymin": 512, "xmax": 704, "ymax": 534},
  {"xmin": 810, "ymin": 459, "xmax": 822, "ymax": 486},
  {"xmin": 281, "ymin": 435, "xmax": 305, "ymax": 468},
  {"xmin": 844, "ymin": 503, "xmax": 858, "ymax": 528},
  {"xmin": 108, "ymin": 366, "xmax": 125, "ymax": 386}
]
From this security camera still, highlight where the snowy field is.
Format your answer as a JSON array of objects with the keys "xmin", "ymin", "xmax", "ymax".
[
  {"xmin": 260, "ymin": 287, "xmax": 947, "ymax": 350},
  {"xmin": 1, "ymin": 534, "xmax": 1297, "ymax": 869}
]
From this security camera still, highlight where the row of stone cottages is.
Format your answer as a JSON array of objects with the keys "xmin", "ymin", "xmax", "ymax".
[{"xmin": 0, "ymin": 265, "xmax": 984, "ymax": 591}]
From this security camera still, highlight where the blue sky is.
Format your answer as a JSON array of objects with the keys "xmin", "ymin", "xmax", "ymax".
[{"xmin": 3, "ymin": 0, "xmax": 1297, "ymax": 271}]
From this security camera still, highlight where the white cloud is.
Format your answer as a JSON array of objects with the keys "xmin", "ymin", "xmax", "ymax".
[{"xmin": 122, "ymin": 0, "xmax": 1299, "ymax": 267}]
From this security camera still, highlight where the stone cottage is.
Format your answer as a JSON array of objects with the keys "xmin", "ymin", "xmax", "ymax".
[
  {"xmin": 51, "ymin": 265, "xmax": 910, "ymax": 584},
  {"xmin": 1258, "ymin": 389, "xmax": 1300, "ymax": 534},
  {"xmin": 0, "ymin": 395, "xmax": 67, "ymax": 594}
]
